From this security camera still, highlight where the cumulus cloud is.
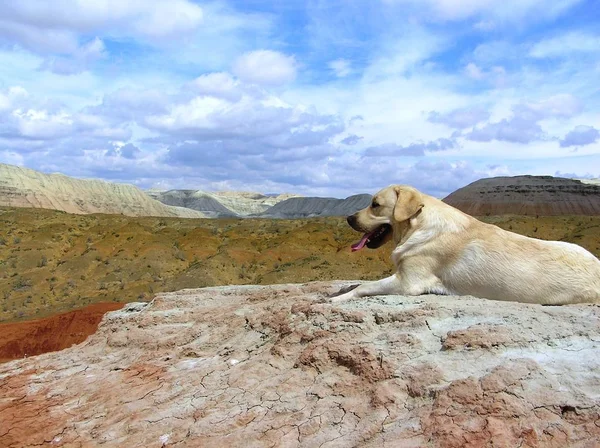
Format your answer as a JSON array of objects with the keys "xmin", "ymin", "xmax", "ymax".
[
  {"xmin": 364, "ymin": 138, "xmax": 456, "ymax": 157},
  {"xmin": 340, "ymin": 134, "xmax": 363, "ymax": 145},
  {"xmin": 428, "ymin": 107, "xmax": 490, "ymax": 129},
  {"xmin": 466, "ymin": 116, "xmax": 543, "ymax": 144},
  {"xmin": 329, "ymin": 59, "xmax": 352, "ymax": 77},
  {"xmin": 40, "ymin": 37, "xmax": 107, "ymax": 75},
  {"xmin": 0, "ymin": 86, "xmax": 130, "ymax": 146},
  {"xmin": 464, "ymin": 62, "xmax": 507, "ymax": 86},
  {"xmin": 0, "ymin": 0, "xmax": 204, "ymax": 74},
  {"xmin": 189, "ymin": 72, "xmax": 245, "ymax": 102},
  {"xmin": 465, "ymin": 95, "xmax": 583, "ymax": 144},
  {"xmin": 382, "ymin": 0, "xmax": 582, "ymax": 24},
  {"xmin": 560, "ymin": 125, "xmax": 600, "ymax": 148},
  {"xmin": 0, "ymin": 0, "xmax": 203, "ymax": 42},
  {"xmin": 143, "ymin": 79, "xmax": 343, "ymax": 151},
  {"xmin": 232, "ymin": 50, "xmax": 297, "ymax": 86},
  {"xmin": 106, "ymin": 143, "xmax": 141, "ymax": 159},
  {"xmin": 530, "ymin": 31, "xmax": 600, "ymax": 58}
]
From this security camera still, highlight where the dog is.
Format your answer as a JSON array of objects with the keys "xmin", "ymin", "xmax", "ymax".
[{"xmin": 332, "ymin": 185, "xmax": 600, "ymax": 305}]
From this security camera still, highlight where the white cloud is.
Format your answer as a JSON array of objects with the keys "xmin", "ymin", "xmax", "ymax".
[
  {"xmin": 0, "ymin": 0, "xmax": 203, "ymax": 41},
  {"xmin": 0, "ymin": 19, "xmax": 79, "ymax": 54},
  {"xmin": 232, "ymin": 50, "xmax": 297, "ymax": 86},
  {"xmin": 465, "ymin": 62, "xmax": 485, "ymax": 80},
  {"xmin": 329, "ymin": 59, "xmax": 352, "ymax": 77},
  {"xmin": 40, "ymin": 37, "xmax": 107, "ymax": 75},
  {"xmin": 189, "ymin": 72, "xmax": 245, "ymax": 102},
  {"xmin": 382, "ymin": 0, "xmax": 583, "ymax": 24},
  {"xmin": 560, "ymin": 125, "xmax": 600, "ymax": 148},
  {"xmin": 530, "ymin": 31, "xmax": 600, "ymax": 58}
]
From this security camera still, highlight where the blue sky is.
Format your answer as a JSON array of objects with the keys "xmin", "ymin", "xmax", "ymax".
[{"xmin": 0, "ymin": 0, "xmax": 599, "ymax": 197}]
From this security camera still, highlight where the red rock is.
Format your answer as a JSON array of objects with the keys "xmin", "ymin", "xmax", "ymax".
[
  {"xmin": 0, "ymin": 282, "xmax": 599, "ymax": 447},
  {"xmin": 443, "ymin": 175, "xmax": 600, "ymax": 216}
]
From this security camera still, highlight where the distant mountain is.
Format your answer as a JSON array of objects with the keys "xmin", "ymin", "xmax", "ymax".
[
  {"xmin": 443, "ymin": 175, "xmax": 600, "ymax": 216},
  {"xmin": 212, "ymin": 191, "xmax": 300, "ymax": 216},
  {"xmin": 0, "ymin": 164, "xmax": 206, "ymax": 218},
  {"xmin": 257, "ymin": 194, "xmax": 372, "ymax": 218},
  {"xmin": 149, "ymin": 189, "xmax": 301, "ymax": 217},
  {"xmin": 147, "ymin": 190, "xmax": 238, "ymax": 218},
  {"xmin": 577, "ymin": 178, "xmax": 600, "ymax": 186}
]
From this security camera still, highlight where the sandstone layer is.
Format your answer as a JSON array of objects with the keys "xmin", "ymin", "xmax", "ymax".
[
  {"xmin": 443, "ymin": 175, "xmax": 600, "ymax": 216},
  {"xmin": 149, "ymin": 189, "xmax": 302, "ymax": 217},
  {"xmin": 0, "ymin": 164, "xmax": 205, "ymax": 218},
  {"xmin": 146, "ymin": 189, "xmax": 239, "ymax": 217},
  {"xmin": 0, "ymin": 302, "xmax": 124, "ymax": 363},
  {"xmin": 212, "ymin": 191, "xmax": 301, "ymax": 216},
  {"xmin": 1, "ymin": 281, "xmax": 599, "ymax": 447},
  {"xmin": 258, "ymin": 194, "xmax": 372, "ymax": 218}
]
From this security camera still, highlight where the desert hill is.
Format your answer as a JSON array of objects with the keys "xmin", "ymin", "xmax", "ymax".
[
  {"xmin": 212, "ymin": 191, "xmax": 301, "ymax": 216},
  {"xmin": 444, "ymin": 175, "xmax": 600, "ymax": 216},
  {"xmin": 147, "ymin": 189, "xmax": 239, "ymax": 217},
  {"xmin": 1, "ymin": 205, "xmax": 599, "ymax": 327},
  {"xmin": 147, "ymin": 189, "xmax": 301, "ymax": 217},
  {"xmin": 1, "ymin": 281, "xmax": 599, "ymax": 446},
  {"xmin": 0, "ymin": 163, "xmax": 205, "ymax": 218},
  {"xmin": 257, "ymin": 194, "xmax": 372, "ymax": 218},
  {"xmin": 149, "ymin": 187, "xmax": 371, "ymax": 219},
  {"xmin": 578, "ymin": 178, "xmax": 600, "ymax": 186}
]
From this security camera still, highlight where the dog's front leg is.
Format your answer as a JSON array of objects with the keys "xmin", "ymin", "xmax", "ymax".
[{"xmin": 330, "ymin": 274, "xmax": 403, "ymax": 303}]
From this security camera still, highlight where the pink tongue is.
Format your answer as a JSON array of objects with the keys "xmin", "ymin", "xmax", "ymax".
[{"xmin": 351, "ymin": 230, "xmax": 375, "ymax": 252}]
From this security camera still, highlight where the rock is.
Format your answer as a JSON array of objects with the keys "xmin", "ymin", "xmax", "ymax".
[
  {"xmin": 443, "ymin": 175, "xmax": 600, "ymax": 216},
  {"xmin": 148, "ymin": 190, "xmax": 301, "ymax": 216},
  {"xmin": 0, "ymin": 163, "xmax": 206, "ymax": 218},
  {"xmin": 577, "ymin": 178, "xmax": 600, "ymax": 186},
  {"xmin": 258, "ymin": 194, "xmax": 372, "ymax": 218},
  {"xmin": 213, "ymin": 191, "xmax": 301, "ymax": 216},
  {"xmin": 0, "ymin": 302, "xmax": 125, "ymax": 363},
  {"xmin": 147, "ymin": 189, "xmax": 239, "ymax": 217},
  {"xmin": 1, "ymin": 281, "xmax": 599, "ymax": 447}
]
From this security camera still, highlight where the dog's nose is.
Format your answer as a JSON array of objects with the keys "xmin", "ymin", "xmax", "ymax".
[{"xmin": 347, "ymin": 215, "xmax": 356, "ymax": 226}]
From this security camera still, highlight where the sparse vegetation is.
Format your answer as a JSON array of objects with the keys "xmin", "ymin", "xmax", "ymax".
[{"xmin": 0, "ymin": 206, "xmax": 599, "ymax": 323}]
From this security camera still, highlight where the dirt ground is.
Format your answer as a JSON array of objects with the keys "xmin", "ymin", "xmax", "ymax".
[{"xmin": 0, "ymin": 302, "xmax": 124, "ymax": 363}]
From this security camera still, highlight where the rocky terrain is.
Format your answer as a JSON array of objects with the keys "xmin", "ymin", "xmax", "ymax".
[
  {"xmin": 1, "ymin": 281, "xmax": 599, "ymax": 447},
  {"xmin": 0, "ymin": 302, "xmax": 123, "ymax": 363},
  {"xmin": 1, "ymin": 206, "xmax": 599, "ymax": 326},
  {"xmin": 578, "ymin": 178, "xmax": 600, "ymax": 186},
  {"xmin": 213, "ymin": 191, "xmax": 301, "ymax": 216},
  {"xmin": 0, "ymin": 164, "xmax": 205, "ymax": 218},
  {"xmin": 444, "ymin": 175, "xmax": 600, "ymax": 216},
  {"xmin": 257, "ymin": 194, "xmax": 372, "ymax": 218},
  {"xmin": 148, "ymin": 190, "xmax": 300, "ymax": 217}
]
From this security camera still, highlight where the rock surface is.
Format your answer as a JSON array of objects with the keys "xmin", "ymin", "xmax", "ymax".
[
  {"xmin": 0, "ymin": 163, "xmax": 206, "ymax": 218},
  {"xmin": 149, "ymin": 189, "xmax": 301, "ymax": 217},
  {"xmin": 444, "ymin": 175, "xmax": 600, "ymax": 216},
  {"xmin": 258, "ymin": 194, "xmax": 372, "ymax": 218},
  {"xmin": 213, "ymin": 191, "xmax": 301, "ymax": 216},
  {"xmin": 0, "ymin": 302, "xmax": 124, "ymax": 363},
  {"xmin": 1, "ymin": 281, "xmax": 599, "ymax": 447},
  {"xmin": 147, "ymin": 189, "xmax": 240, "ymax": 217}
]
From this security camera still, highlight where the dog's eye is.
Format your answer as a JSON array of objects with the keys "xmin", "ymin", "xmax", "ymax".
[{"xmin": 372, "ymin": 200, "xmax": 379, "ymax": 208}]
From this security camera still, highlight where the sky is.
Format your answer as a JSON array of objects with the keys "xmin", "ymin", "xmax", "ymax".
[{"xmin": 0, "ymin": 0, "xmax": 599, "ymax": 198}]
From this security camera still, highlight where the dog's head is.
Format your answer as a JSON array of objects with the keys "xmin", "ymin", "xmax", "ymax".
[{"xmin": 347, "ymin": 185, "xmax": 424, "ymax": 251}]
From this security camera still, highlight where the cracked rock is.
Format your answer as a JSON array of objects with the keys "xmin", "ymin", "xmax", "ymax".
[{"xmin": 1, "ymin": 281, "xmax": 599, "ymax": 447}]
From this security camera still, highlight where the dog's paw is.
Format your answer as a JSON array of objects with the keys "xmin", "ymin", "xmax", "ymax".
[
  {"xmin": 327, "ymin": 284, "xmax": 360, "ymax": 303},
  {"xmin": 328, "ymin": 284, "xmax": 359, "ymax": 298}
]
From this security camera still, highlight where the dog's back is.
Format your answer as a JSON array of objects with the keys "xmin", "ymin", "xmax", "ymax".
[{"xmin": 440, "ymin": 219, "xmax": 600, "ymax": 304}]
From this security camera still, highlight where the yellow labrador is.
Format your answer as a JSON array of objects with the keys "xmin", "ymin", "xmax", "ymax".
[{"xmin": 333, "ymin": 185, "xmax": 600, "ymax": 304}]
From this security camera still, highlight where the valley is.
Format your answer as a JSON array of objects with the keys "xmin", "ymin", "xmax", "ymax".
[{"xmin": 1, "ymin": 206, "xmax": 599, "ymax": 324}]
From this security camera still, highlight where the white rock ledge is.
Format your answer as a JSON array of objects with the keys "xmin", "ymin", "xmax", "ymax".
[{"xmin": 1, "ymin": 281, "xmax": 599, "ymax": 447}]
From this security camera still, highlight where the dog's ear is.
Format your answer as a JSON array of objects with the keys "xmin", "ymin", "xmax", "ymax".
[{"xmin": 393, "ymin": 186, "xmax": 424, "ymax": 222}]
